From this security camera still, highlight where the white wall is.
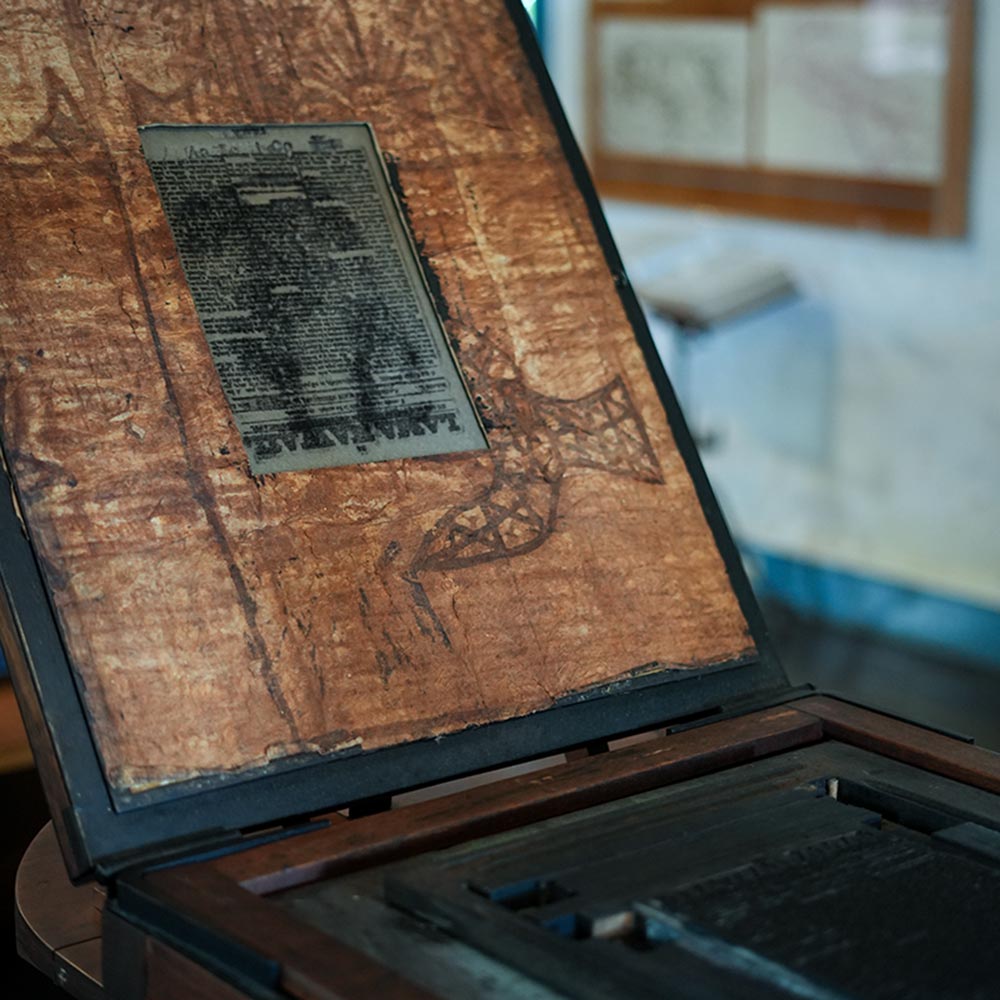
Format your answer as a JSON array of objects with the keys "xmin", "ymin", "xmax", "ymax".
[{"xmin": 545, "ymin": 0, "xmax": 1000, "ymax": 610}]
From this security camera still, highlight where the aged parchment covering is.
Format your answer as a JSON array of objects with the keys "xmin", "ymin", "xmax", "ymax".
[{"xmin": 0, "ymin": 0, "xmax": 754, "ymax": 793}]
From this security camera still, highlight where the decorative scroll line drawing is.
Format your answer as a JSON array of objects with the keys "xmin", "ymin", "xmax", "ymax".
[
  {"xmin": 363, "ymin": 334, "xmax": 665, "ymax": 663},
  {"xmin": 412, "ymin": 378, "xmax": 662, "ymax": 574}
]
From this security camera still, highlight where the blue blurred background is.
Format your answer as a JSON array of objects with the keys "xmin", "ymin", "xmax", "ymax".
[{"xmin": 533, "ymin": 0, "xmax": 1000, "ymax": 744}]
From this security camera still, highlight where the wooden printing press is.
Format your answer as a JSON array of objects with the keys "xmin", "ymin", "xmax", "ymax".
[{"xmin": 1, "ymin": 2, "xmax": 998, "ymax": 998}]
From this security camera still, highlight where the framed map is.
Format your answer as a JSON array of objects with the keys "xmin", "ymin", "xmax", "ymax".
[
  {"xmin": 759, "ymin": 5, "xmax": 948, "ymax": 182},
  {"xmin": 589, "ymin": 1, "xmax": 974, "ymax": 236},
  {"xmin": 598, "ymin": 19, "xmax": 751, "ymax": 164}
]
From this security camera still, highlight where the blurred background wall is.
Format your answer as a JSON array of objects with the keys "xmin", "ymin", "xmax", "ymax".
[{"xmin": 540, "ymin": 0, "xmax": 1000, "ymax": 674}]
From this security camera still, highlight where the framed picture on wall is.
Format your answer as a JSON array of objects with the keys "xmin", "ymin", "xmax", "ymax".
[{"xmin": 588, "ymin": 0, "xmax": 974, "ymax": 235}]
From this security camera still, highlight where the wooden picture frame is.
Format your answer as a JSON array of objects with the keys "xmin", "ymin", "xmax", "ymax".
[{"xmin": 588, "ymin": 0, "xmax": 974, "ymax": 236}]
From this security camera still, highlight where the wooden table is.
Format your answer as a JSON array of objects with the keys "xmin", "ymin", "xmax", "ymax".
[
  {"xmin": 0, "ymin": 682, "xmax": 33, "ymax": 774},
  {"xmin": 15, "ymin": 823, "xmax": 105, "ymax": 1000}
]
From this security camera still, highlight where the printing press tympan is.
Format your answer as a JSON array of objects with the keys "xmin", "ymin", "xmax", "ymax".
[{"xmin": 1, "ymin": 2, "xmax": 998, "ymax": 998}]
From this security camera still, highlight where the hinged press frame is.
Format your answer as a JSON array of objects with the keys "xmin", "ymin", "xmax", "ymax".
[
  {"xmin": 0, "ymin": 0, "xmax": 787, "ymax": 882},
  {"xmin": 102, "ymin": 696, "xmax": 1000, "ymax": 1000}
]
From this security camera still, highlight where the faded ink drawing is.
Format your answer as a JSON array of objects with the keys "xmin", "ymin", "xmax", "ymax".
[
  {"xmin": 362, "ymin": 332, "xmax": 665, "ymax": 669},
  {"xmin": 597, "ymin": 18, "xmax": 750, "ymax": 165},
  {"xmin": 758, "ymin": 4, "xmax": 949, "ymax": 182}
]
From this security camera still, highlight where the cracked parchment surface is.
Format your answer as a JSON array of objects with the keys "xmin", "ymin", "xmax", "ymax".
[{"xmin": 0, "ymin": 0, "xmax": 755, "ymax": 794}]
